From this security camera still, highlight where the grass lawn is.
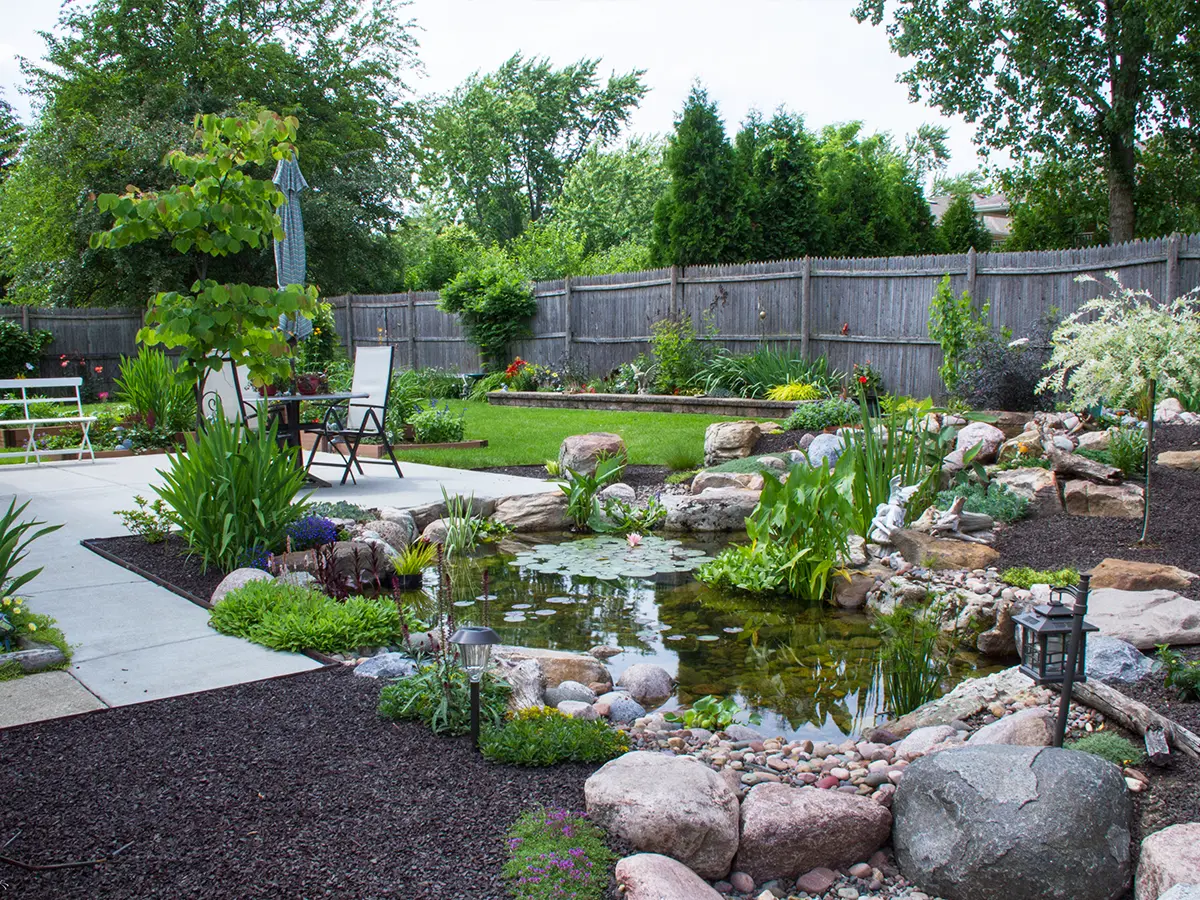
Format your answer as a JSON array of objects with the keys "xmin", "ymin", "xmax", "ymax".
[{"xmin": 393, "ymin": 400, "xmax": 767, "ymax": 469}]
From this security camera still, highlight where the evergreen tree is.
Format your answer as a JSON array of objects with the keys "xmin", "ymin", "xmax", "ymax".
[
  {"xmin": 651, "ymin": 85, "xmax": 743, "ymax": 266},
  {"xmin": 939, "ymin": 192, "xmax": 992, "ymax": 252},
  {"xmin": 735, "ymin": 110, "xmax": 822, "ymax": 261}
]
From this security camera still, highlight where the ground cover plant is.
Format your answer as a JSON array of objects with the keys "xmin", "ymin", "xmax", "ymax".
[
  {"xmin": 1156, "ymin": 646, "xmax": 1200, "ymax": 702},
  {"xmin": 0, "ymin": 594, "xmax": 71, "ymax": 675},
  {"xmin": 1000, "ymin": 566, "xmax": 1080, "ymax": 590},
  {"xmin": 378, "ymin": 664, "xmax": 510, "ymax": 736},
  {"xmin": 480, "ymin": 707, "xmax": 629, "ymax": 766},
  {"xmin": 935, "ymin": 481, "xmax": 1030, "ymax": 524},
  {"xmin": 503, "ymin": 807, "xmax": 616, "ymax": 900},
  {"xmin": 1066, "ymin": 731, "xmax": 1147, "ymax": 767}
]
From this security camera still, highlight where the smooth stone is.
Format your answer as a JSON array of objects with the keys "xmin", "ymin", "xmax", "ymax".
[
  {"xmin": 615, "ymin": 853, "xmax": 725, "ymax": 900},
  {"xmin": 617, "ymin": 663, "xmax": 674, "ymax": 705},
  {"xmin": 352, "ymin": 653, "xmax": 417, "ymax": 679},
  {"xmin": 210, "ymin": 567, "xmax": 272, "ymax": 604},
  {"xmin": 557, "ymin": 700, "xmax": 600, "ymax": 720},
  {"xmin": 966, "ymin": 707, "xmax": 1055, "ymax": 747},
  {"xmin": 559, "ymin": 432, "xmax": 627, "ymax": 476},
  {"xmin": 1136, "ymin": 824, "xmax": 1200, "ymax": 900},
  {"xmin": 1089, "ymin": 558, "xmax": 1197, "ymax": 592},
  {"xmin": 1086, "ymin": 589, "xmax": 1200, "ymax": 649}
]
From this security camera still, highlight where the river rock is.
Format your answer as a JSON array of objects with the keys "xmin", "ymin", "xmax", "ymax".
[
  {"xmin": 560, "ymin": 432, "xmax": 626, "ymax": 476},
  {"xmin": 990, "ymin": 466, "xmax": 1056, "ymax": 501},
  {"xmin": 1086, "ymin": 635, "xmax": 1156, "ymax": 683},
  {"xmin": 956, "ymin": 421, "xmax": 1006, "ymax": 463},
  {"xmin": 662, "ymin": 488, "xmax": 760, "ymax": 532},
  {"xmin": 615, "ymin": 853, "xmax": 725, "ymax": 900},
  {"xmin": 491, "ymin": 492, "xmax": 571, "ymax": 532},
  {"xmin": 1159, "ymin": 887, "xmax": 1200, "ymax": 900},
  {"xmin": 891, "ymin": 529, "xmax": 1000, "ymax": 571},
  {"xmin": 1157, "ymin": 450, "xmax": 1200, "ymax": 471},
  {"xmin": 597, "ymin": 482, "xmax": 637, "ymax": 504},
  {"xmin": 832, "ymin": 564, "xmax": 890, "ymax": 610},
  {"xmin": 895, "ymin": 725, "xmax": 960, "ymax": 757},
  {"xmin": 1089, "ymin": 558, "xmax": 1197, "ymax": 592},
  {"xmin": 585, "ymin": 751, "xmax": 741, "ymax": 879},
  {"xmin": 806, "ymin": 433, "xmax": 845, "ymax": 467},
  {"xmin": 704, "ymin": 421, "xmax": 762, "ymax": 466},
  {"xmin": 353, "ymin": 653, "xmax": 418, "ymax": 679},
  {"xmin": 733, "ymin": 783, "xmax": 892, "ymax": 882},
  {"xmin": 1064, "ymin": 481, "xmax": 1144, "ymax": 518},
  {"xmin": 966, "ymin": 706, "xmax": 1055, "ymax": 746},
  {"xmin": 543, "ymin": 680, "xmax": 598, "ymax": 706},
  {"xmin": 598, "ymin": 690, "xmax": 646, "ymax": 723},
  {"xmin": 493, "ymin": 646, "xmax": 610, "ymax": 688},
  {"xmin": 1085, "ymin": 588, "xmax": 1200, "ymax": 649},
  {"xmin": 617, "ymin": 663, "xmax": 674, "ymax": 705},
  {"xmin": 894, "ymin": 745, "xmax": 1132, "ymax": 900},
  {"xmin": 211, "ymin": 567, "xmax": 273, "ymax": 604},
  {"xmin": 377, "ymin": 507, "xmax": 417, "ymax": 541},
  {"xmin": 1136, "ymin": 823, "xmax": 1200, "ymax": 900},
  {"xmin": 557, "ymin": 700, "xmax": 599, "ymax": 720},
  {"xmin": 420, "ymin": 518, "xmax": 449, "ymax": 545},
  {"xmin": 691, "ymin": 470, "xmax": 765, "ymax": 494}
]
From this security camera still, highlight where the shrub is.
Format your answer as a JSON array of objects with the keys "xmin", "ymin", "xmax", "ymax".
[
  {"xmin": 409, "ymin": 401, "xmax": 466, "ymax": 443},
  {"xmin": 0, "ymin": 499, "xmax": 62, "ymax": 596},
  {"xmin": 480, "ymin": 707, "xmax": 629, "ymax": 766},
  {"xmin": 766, "ymin": 381, "xmax": 824, "ymax": 402},
  {"xmin": 696, "ymin": 542, "xmax": 788, "ymax": 594},
  {"xmin": 115, "ymin": 495, "xmax": 173, "ymax": 544},
  {"xmin": 663, "ymin": 695, "xmax": 761, "ymax": 731},
  {"xmin": 1108, "ymin": 426, "xmax": 1148, "ymax": 477},
  {"xmin": 285, "ymin": 515, "xmax": 339, "ymax": 552},
  {"xmin": 784, "ymin": 398, "xmax": 859, "ymax": 432},
  {"xmin": 649, "ymin": 314, "xmax": 712, "ymax": 394},
  {"xmin": 153, "ymin": 414, "xmax": 309, "ymax": 571},
  {"xmin": 114, "ymin": 349, "xmax": 197, "ymax": 431},
  {"xmin": 1001, "ymin": 567, "xmax": 1081, "ymax": 590},
  {"xmin": 852, "ymin": 362, "xmax": 882, "ymax": 394},
  {"xmin": 928, "ymin": 274, "xmax": 993, "ymax": 396},
  {"xmin": 439, "ymin": 249, "xmax": 538, "ymax": 370},
  {"xmin": 1066, "ymin": 732, "xmax": 1147, "ymax": 766},
  {"xmin": 413, "ymin": 367, "xmax": 468, "ymax": 399},
  {"xmin": 936, "ymin": 481, "xmax": 1030, "ymax": 524},
  {"xmin": 876, "ymin": 605, "xmax": 951, "ymax": 716},
  {"xmin": 294, "ymin": 301, "xmax": 342, "ymax": 374},
  {"xmin": 700, "ymin": 347, "xmax": 841, "ymax": 398},
  {"xmin": 953, "ymin": 313, "xmax": 1058, "ymax": 412},
  {"xmin": 503, "ymin": 807, "xmax": 616, "ymax": 900},
  {"xmin": 1156, "ymin": 645, "xmax": 1200, "ymax": 701},
  {"xmin": 0, "ymin": 319, "xmax": 53, "ymax": 378},
  {"xmin": 378, "ymin": 665, "xmax": 510, "ymax": 736}
]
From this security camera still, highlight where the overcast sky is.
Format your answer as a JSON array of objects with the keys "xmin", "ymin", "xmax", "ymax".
[{"xmin": 0, "ymin": 0, "xmax": 992, "ymax": 178}]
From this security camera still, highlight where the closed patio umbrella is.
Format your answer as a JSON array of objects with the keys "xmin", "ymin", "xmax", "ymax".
[{"xmin": 273, "ymin": 154, "xmax": 309, "ymax": 291}]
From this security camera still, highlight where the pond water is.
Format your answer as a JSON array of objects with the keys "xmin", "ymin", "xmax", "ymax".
[{"xmin": 401, "ymin": 534, "xmax": 990, "ymax": 743}]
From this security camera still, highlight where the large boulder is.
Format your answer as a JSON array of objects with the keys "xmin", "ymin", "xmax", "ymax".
[
  {"xmin": 990, "ymin": 466, "xmax": 1056, "ymax": 501},
  {"xmin": 1086, "ymin": 588, "xmax": 1200, "ymax": 649},
  {"xmin": 211, "ymin": 567, "xmax": 273, "ymax": 604},
  {"xmin": 806, "ymin": 433, "xmax": 846, "ymax": 468},
  {"xmin": 691, "ymin": 470, "xmax": 765, "ymax": 494},
  {"xmin": 956, "ymin": 421, "xmax": 1007, "ymax": 463},
  {"xmin": 892, "ymin": 529, "xmax": 1000, "ymax": 571},
  {"xmin": 831, "ymin": 564, "xmax": 891, "ymax": 610},
  {"xmin": 1160, "ymin": 887, "xmax": 1200, "ymax": 900},
  {"xmin": 966, "ymin": 707, "xmax": 1055, "ymax": 746},
  {"xmin": 1155, "ymin": 398, "xmax": 1185, "ymax": 424},
  {"xmin": 597, "ymin": 482, "xmax": 636, "ymax": 504},
  {"xmin": 585, "ymin": 752, "xmax": 740, "ymax": 879},
  {"xmin": 1157, "ymin": 450, "xmax": 1200, "ymax": 471},
  {"xmin": 597, "ymin": 690, "xmax": 646, "ymax": 723},
  {"xmin": 615, "ymin": 854, "xmax": 725, "ymax": 900},
  {"xmin": 662, "ymin": 488, "xmax": 760, "ymax": 532},
  {"xmin": 543, "ymin": 680, "xmax": 597, "ymax": 707},
  {"xmin": 1089, "ymin": 558, "xmax": 1196, "ymax": 592},
  {"xmin": 1064, "ymin": 481, "xmax": 1144, "ymax": 518},
  {"xmin": 559, "ymin": 432, "xmax": 626, "ymax": 476},
  {"xmin": 1137, "ymin": 824, "xmax": 1200, "ymax": 900},
  {"xmin": 616, "ymin": 663, "xmax": 674, "ymax": 706},
  {"xmin": 1086, "ymin": 635, "xmax": 1156, "ymax": 683},
  {"xmin": 356, "ymin": 519, "xmax": 411, "ymax": 552},
  {"xmin": 377, "ymin": 507, "xmax": 417, "ymax": 541},
  {"xmin": 894, "ymin": 745, "xmax": 1132, "ymax": 900},
  {"xmin": 733, "ymin": 783, "xmax": 892, "ymax": 883},
  {"xmin": 704, "ymin": 421, "xmax": 761, "ymax": 466},
  {"xmin": 491, "ymin": 492, "xmax": 571, "ymax": 532},
  {"xmin": 420, "ymin": 518, "xmax": 449, "ymax": 545},
  {"xmin": 493, "ymin": 646, "xmax": 610, "ymax": 688}
]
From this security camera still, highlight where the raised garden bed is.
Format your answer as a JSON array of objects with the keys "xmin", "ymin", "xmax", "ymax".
[{"xmin": 487, "ymin": 389, "xmax": 800, "ymax": 418}]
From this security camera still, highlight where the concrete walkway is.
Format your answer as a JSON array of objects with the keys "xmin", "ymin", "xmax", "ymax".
[{"xmin": 0, "ymin": 451, "xmax": 557, "ymax": 729}]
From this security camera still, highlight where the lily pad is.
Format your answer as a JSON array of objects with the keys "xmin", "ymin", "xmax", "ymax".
[{"xmin": 512, "ymin": 535, "xmax": 713, "ymax": 582}]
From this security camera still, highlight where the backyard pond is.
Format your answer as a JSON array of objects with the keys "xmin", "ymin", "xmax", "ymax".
[{"xmin": 402, "ymin": 533, "xmax": 996, "ymax": 742}]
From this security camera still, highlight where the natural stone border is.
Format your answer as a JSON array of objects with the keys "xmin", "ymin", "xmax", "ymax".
[{"xmin": 487, "ymin": 390, "xmax": 804, "ymax": 418}]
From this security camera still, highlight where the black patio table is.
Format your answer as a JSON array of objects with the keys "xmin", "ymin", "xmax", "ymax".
[{"xmin": 268, "ymin": 391, "xmax": 368, "ymax": 487}]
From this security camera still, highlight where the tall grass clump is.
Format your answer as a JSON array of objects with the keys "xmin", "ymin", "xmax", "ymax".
[
  {"xmin": 876, "ymin": 605, "xmax": 952, "ymax": 716},
  {"xmin": 701, "ymin": 347, "xmax": 842, "ymax": 398},
  {"xmin": 114, "ymin": 349, "xmax": 196, "ymax": 430}
]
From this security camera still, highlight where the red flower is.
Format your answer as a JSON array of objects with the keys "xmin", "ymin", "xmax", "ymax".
[
  {"xmin": 94, "ymin": 366, "xmax": 104, "ymax": 374},
  {"xmin": 61, "ymin": 360, "xmax": 69, "ymax": 368},
  {"xmin": 859, "ymin": 375, "xmax": 869, "ymax": 385}
]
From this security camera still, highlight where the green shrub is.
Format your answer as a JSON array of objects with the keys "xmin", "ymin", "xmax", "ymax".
[
  {"xmin": 480, "ymin": 707, "xmax": 629, "ymax": 766},
  {"xmin": 154, "ymin": 415, "xmax": 309, "ymax": 571},
  {"xmin": 1156, "ymin": 645, "xmax": 1200, "ymax": 701},
  {"xmin": 1066, "ymin": 731, "xmax": 1146, "ymax": 766},
  {"xmin": 439, "ymin": 249, "xmax": 537, "ymax": 370},
  {"xmin": 378, "ymin": 665, "xmax": 510, "ymax": 736},
  {"xmin": 1001, "ymin": 566, "xmax": 1081, "ymax": 590},
  {"xmin": 928, "ymin": 274, "xmax": 994, "ymax": 396},
  {"xmin": 936, "ymin": 481, "xmax": 1030, "ymax": 524},
  {"xmin": 412, "ymin": 367, "xmax": 468, "ymax": 398},
  {"xmin": 784, "ymin": 398, "xmax": 859, "ymax": 432},
  {"xmin": 114, "ymin": 349, "xmax": 197, "ymax": 431},
  {"xmin": 0, "ymin": 319, "xmax": 53, "ymax": 378},
  {"xmin": 409, "ymin": 400, "xmax": 466, "ymax": 443},
  {"xmin": 115, "ymin": 495, "xmax": 173, "ymax": 544},
  {"xmin": 503, "ymin": 807, "xmax": 615, "ymax": 900},
  {"xmin": 1108, "ymin": 426, "xmax": 1148, "ymax": 477},
  {"xmin": 876, "ymin": 605, "xmax": 951, "ymax": 716},
  {"xmin": 209, "ymin": 580, "xmax": 401, "ymax": 653},
  {"xmin": 591, "ymin": 495, "xmax": 667, "ymax": 534},
  {"xmin": 294, "ymin": 301, "xmax": 342, "ymax": 374},
  {"xmin": 696, "ymin": 542, "xmax": 788, "ymax": 594},
  {"xmin": 559, "ymin": 452, "xmax": 626, "ymax": 529}
]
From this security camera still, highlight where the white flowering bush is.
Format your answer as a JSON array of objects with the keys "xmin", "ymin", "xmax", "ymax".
[{"xmin": 1039, "ymin": 272, "xmax": 1200, "ymax": 410}]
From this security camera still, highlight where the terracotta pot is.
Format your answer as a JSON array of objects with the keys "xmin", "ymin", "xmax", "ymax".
[{"xmin": 295, "ymin": 373, "xmax": 325, "ymax": 396}]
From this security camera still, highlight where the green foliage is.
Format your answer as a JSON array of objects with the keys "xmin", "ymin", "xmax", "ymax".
[
  {"xmin": 153, "ymin": 413, "xmax": 309, "ymax": 571},
  {"xmin": 439, "ymin": 250, "xmax": 538, "ymax": 370},
  {"xmin": 784, "ymin": 398, "xmax": 860, "ymax": 432},
  {"xmin": 695, "ymin": 543, "xmax": 788, "ymax": 597},
  {"xmin": 1156, "ymin": 646, "xmax": 1200, "ymax": 702},
  {"xmin": 651, "ymin": 84, "xmax": 744, "ymax": 266},
  {"xmin": 939, "ymin": 192, "xmax": 992, "ymax": 252},
  {"xmin": 700, "ymin": 348, "xmax": 841, "ymax": 399},
  {"xmin": 936, "ymin": 482, "xmax": 1030, "ymax": 524},
  {"xmin": 766, "ymin": 382, "xmax": 825, "ymax": 402},
  {"xmin": 664, "ymin": 694, "xmax": 762, "ymax": 731},
  {"xmin": 1001, "ymin": 567, "xmax": 1081, "ymax": 590},
  {"xmin": 294, "ymin": 302, "xmax": 342, "ymax": 375},
  {"xmin": 664, "ymin": 447, "xmax": 703, "ymax": 471},
  {"xmin": 590, "ymin": 496, "xmax": 667, "ymax": 535},
  {"xmin": 392, "ymin": 540, "xmax": 437, "ymax": 577},
  {"xmin": 209, "ymin": 581, "xmax": 400, "ymax": 654},
  {"xmin": 0, "ymin": 499, "xmax": 62, "ymax": 597},
  {"xmin": 735, "ymin": 110, "xmax": 823, "ymax": 260},
  {"xmin": 1066, "ymin": 732, "xmax": 1147, "ymax": 766},
  {"xmin": 409, "ymin": 401, "xmax": 466, "ymax": 444},
  {"xmin": 503, "ymin": 807, "xmax": 616, "ymax": 900},
  {"xmin": 876, "ymin": 605, "xmax": 951, "ymax": 716},
  {"xmin": 441, "ymin": 488, "xmax": 484, "ymax": 558},
  {"xmin": 307, "ymin": 501, "xmax": 372, "ymax": 522},
  {"xmin": 0, "ymin": 320, "xmax": 53, "ymax": 378},
  {"xmin": 928, "ymin": 275, "xmax": 994, "ymax": 396},
  {"xmin": 114, "ymin": 349, "xmax": 196, "ymax": 431},
  {"xmin": 559, "ymin": 452, "xmax": 626, "ymax": 529},
  {"xmin": 114, "ymin": 495, "xmax": 173, "ymax": 544},
  {"xmin": 0, "ymin": 595, "xmax": 70, "ymax": 662},
  {"xmin": 0, "ymin": 90, "xmax": 22, "ymax": 189},
  {"xmin": 378, "ymin": 666, "xmax": 510, "ymax": 736},
  {"xmin": 1001, "ymin": 158, "xmax": 1109, "ymax": 251},
  {"xmin": 1108, "ymin": 426, "xmax": 1149, "ymax": 477},
  {"xmin": 649, "ymin": 315, "xmax": 713, "ymax": 394},
  {"xmin": 480, "ymin": 707, "xmax": 629, "ymax": 766}
]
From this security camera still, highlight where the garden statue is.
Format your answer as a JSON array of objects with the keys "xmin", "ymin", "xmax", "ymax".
[
  {"xmin": 869, "ymin": 476, "xmax": 920, "ymax": 543},
  {"xmin": 911, "ymin": 496, "xmax": 996, "ymax": 543}
]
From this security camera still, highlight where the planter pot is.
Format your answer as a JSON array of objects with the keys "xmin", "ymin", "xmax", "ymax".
[
  {"xmin": 295, "ymin": 374, "xmax": 326, "ymax": 396},
  {"xmin": 394, "ymin": 572, "xmax": 424, "ymax": 590}
]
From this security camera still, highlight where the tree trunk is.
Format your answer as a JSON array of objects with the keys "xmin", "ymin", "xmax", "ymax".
[{"xmin": 1107, "ymin": 158, "xmax": 1137, "ymax": 244}]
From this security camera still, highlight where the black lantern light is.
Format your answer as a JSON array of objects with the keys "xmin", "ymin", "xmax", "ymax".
[
  {"xmin": 450, "ymin": 624, "xmax": 500, "ymax": 746},
  {"xmin": 1013, "ymin": 573, "xmax": 1098, "ymax": 746}
]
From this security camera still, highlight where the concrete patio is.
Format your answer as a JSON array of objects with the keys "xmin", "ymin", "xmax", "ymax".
[{"xmin": 0, "ymin": 451, "xmax": 557, "ymax": 729}]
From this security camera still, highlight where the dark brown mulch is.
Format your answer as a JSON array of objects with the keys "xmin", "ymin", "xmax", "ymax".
[
  {"xmin": 86, "ymin": 533, "xmax": 225, "ymax": 606},
  {"xmin": 752, "ymin": 428, "xmax": 813, "ymax": 455},
  {"xmin": 0, "ymin": 667, "xmax": 595, "ymax": 900},
  {"xmin": 993, "ymin": 425, "xmax": 1200, "ymax": 600}
]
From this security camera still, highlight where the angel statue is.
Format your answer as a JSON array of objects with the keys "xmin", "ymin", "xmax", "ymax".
[{"xmin": 868, "ymin": 475, "xmax": 920, "ymax": 544}]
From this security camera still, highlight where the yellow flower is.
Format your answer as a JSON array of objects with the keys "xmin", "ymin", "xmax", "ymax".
[
  {"xmin": 2, "ymin": 597, "xmax": 10, "ymax": 606},
  {"xmin": 27, "ymin": 623, "xmax": 36, "ymax": 632}
]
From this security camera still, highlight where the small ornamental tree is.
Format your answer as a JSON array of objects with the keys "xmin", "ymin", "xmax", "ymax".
[
  {"xmin": 438, "ymin": 248, "xmax": 537, "ymax": 371},
  {"xmin": 1039, "ymin": 273, "xmax": 1200, "ymax": 542},
  {"xmin": 90, "ymin": 110, "xmax": 318, "ymax": 416}
]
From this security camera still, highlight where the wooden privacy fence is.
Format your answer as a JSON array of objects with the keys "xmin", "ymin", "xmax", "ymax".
[{"xmin": 4, "ymin": 233, "xmax": 1200, "ymax": 399}]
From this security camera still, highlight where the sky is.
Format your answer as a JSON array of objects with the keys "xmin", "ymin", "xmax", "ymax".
[{"xmin": 0, "ymin": 0, "xmax": 992, "ymax": 180}]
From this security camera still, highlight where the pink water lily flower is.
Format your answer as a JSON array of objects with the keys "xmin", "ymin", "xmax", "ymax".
[{"xmin": 626, "ymin": 533, "xmax": 643, "ymax": 548}]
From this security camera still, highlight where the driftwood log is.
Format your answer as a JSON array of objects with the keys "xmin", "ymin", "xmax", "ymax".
[
  {"xmin": 497, "ymin": 658, "xmax": 545, "ymax": 710},
  {"xmin": 1048, "ymin": 448, "xmax": 1123, "ymax": 485},
  {"xmin": 1070, "ymin": 679, "xmax": 1200, "ymax": 760}
]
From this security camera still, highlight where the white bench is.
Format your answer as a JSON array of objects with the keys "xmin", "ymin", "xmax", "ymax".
[{"xmin": 0, "ymin": 377, "xmax": 97, "ymax": 463}]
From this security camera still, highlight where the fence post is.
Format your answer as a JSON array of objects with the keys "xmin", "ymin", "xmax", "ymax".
[
  {"xmin": 344, "ymin": 294, "xmax": 355, "ymax": 356},
  {"xmin": 562, "ymin": 276, "xmax": 573, "ymax": 362},
  {"xmin": 800, "ymin": 257, "xmax": 811, "ymax": 361},
  {"xmin": 20, "ymin": 305, "xmax": 28, "ymax": 332},
  {"xmin": 407, "ymin": 292, "xmax": 417, "ymax": 369},
  {"xmin": 967, "ymin": 246, "xmax": 978, "ymax": 303},
  {"xmin": 670, "ymin": 265, "xmax": 680, "ymax": 319},
  {"xmin": 1167, "ymin": 232, "xmax": 1182, "ymax": 301}
]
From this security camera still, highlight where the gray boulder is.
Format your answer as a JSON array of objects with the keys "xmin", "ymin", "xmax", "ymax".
[
  {"xmin": 806, "ymin": 433, "xmax": 845, "ymax": 467},
  {"xmin": 1160, "ymin": 887, "xmax": 1200, "ymax": 900},
  {"xmin": 955, "ymin": 421, "xmax": 1006, "ymax": 463},
  {"xmin": 557, "ymin": 700, "xmax": 599, "ymax": 720},
  {"xmin": 662, "ymin": 488, "xmax": 760, "ymax": 532},
  {"xmin": 544, "ymin": 680, "xmax": 598, "ymax": 707},
  {"xmin": 377, "ymin": 507, "xmax": 417, "ymax": 542},
  {"xmin": 597, "ymin": 482, "xmax": 637, "ymax": 505},
  {"xmin": 704, "ymin": 421, "xmax": 762, "ymax": 466},
  {"xmin": 211, "ymin": 567, "xmax": 273, "ymax": 604},
  {"xmin": 1087, "ymin": 635, "xmax": 1157, "ymax": 683},
  {"xmin": 598, "ymin": 690, "xmax": 646, "ymax": 723},
  {"xmin": 353, "ymin": 653, "xmax": 418, "ymax": 679},
  {"xmin": 966, "ymin": 707, "xmax": 1055, "ymax": 747},
  {"xmin": 616, "ymin": 663, "xmax": 674, "ymax": 705},
  {"xmin": 358, "ymin": 519, "xmax": 411, "ymax": 552},
  {"xmin": 894, "ymin": 745, "xmax": 1132, "ymax": 900}
]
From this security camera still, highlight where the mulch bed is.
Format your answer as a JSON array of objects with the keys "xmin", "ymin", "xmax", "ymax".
[
  {"xmin": 0, "ymin": 667, "xmax": 595, "ymax": 900},
  {"xmin": 994, "ymin": 424, "xmax": 1200, "ymax": 600},
  {"xmin": 85, "ymin": 534, "xmax": 225, "ymax": 607},
  {"xmin": 752, "ymin": 427, "xmax": 812, "ymax": 456}
]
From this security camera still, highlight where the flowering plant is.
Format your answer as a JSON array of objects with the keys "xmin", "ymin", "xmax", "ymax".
[
  {"xmin": 502, "ymin": 808, "xmax": 616, "ymax": 900},
  {"xmin": 852, "ymin": 362, "xmax": 882, "ymax": 394},
  {"xmin": 0, "ymin": 595, "xmax": 70, "ymax": 662}
]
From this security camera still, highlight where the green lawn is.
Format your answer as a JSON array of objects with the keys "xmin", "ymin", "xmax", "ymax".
[{"xmin": 394, "ymin": 400, "xmax": 767, "ymax": 469}]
